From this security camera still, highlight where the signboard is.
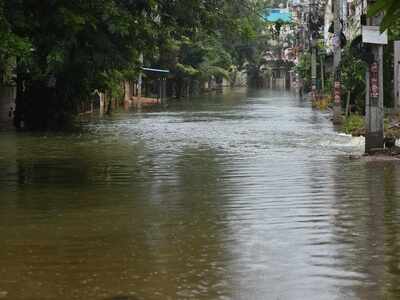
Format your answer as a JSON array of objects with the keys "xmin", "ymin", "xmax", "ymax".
[{"xmin": 362, "ymin": 26, "xmax": 388, "ymax": 45}]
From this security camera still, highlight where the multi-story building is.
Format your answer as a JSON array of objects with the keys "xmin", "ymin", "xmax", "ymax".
[
  {"xmin": 323, "ymin": 0, "xmax": 367, "ymax": 55},
  {"xmin": 345, "ymin": 0, "xmax": 367, "ymax": 42}
]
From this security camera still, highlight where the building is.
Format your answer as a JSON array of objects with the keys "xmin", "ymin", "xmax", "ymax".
[
  {"xmin": 262, "ymin": 4, "xmax": 297, "ymax": 89},
  {"xmin": 323, "ymin": 0, "xmax": 367, "ymax": 55}
]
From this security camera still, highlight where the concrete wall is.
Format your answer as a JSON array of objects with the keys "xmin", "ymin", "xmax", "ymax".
[{"xmin": 0, "ymin": 86, "xmax": 16, "ymax": 126}]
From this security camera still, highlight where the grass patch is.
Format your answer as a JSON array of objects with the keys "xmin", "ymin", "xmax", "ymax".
[
  {"xmin": 341, "ymin": 114, "xmax": 365, "ymax": 136},
  {"xmin": 341, "ymin": 115, "xmax": 400, "ymax": 138},
  {"xmin": 385, "ymin": 127, "xmax": 400, "ymax": 139},
  {"xmin": 312, "ymin": 96, "xmax": 332, "ymax": 110}
]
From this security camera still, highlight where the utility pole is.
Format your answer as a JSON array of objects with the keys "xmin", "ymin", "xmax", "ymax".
[
  {"xmin": 138, "ymin": 53, "xmax": 143, "ymax": 98},
  {"xmin": 364, "ymin": 2, "xmax": 386, "ymax": 153},
  {"xmin": 320, "ymin": 53, "xmax": 325, "ymax": 92},
  {"xmin": 311, "ymin": 47, "xmax": 317, "ymax": 100},
  {"xmin": 394, "ymin": 41, "xmax": 400, "ymax": 111},
  {"xmin": 310, "ymin": 0, "xmax": 318, "ymax": 101},
  {"xmin": 332, "ymin": 0, "xmax": 342, "ymax": 124}
]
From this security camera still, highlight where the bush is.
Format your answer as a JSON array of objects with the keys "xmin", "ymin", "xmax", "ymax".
[
  {"xmin": 342, "ymin": 114, "xmax": 365, "ymax": 136},
  {"xmin": 312, "ymin": 95, "xmax": 332, "ymax": 110},
  {"xmin": 295, "ymin": 53, "xmax": 311, "ymax": 91},
  {"xmin": 340, "ymin": 43, "xmax": 368, "ymax": 114}
]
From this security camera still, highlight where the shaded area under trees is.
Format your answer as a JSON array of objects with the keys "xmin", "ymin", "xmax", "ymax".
[{"xmin": 0, "ymin": 0, "xmax": 280, "ymax": 130}]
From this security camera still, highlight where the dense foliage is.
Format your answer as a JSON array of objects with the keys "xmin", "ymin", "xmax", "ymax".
[
  {"xmin": 0, "ymin": 0, "xmax": 276, "ymax": 129},
  {"xmin": 368, "ymin": 0, "xmax": 400, "ymax": 31},
  {"xmin": 295, "ymin": 52, "xmax": 311, "ymax": 91},
  {"xmin": 340, "ymin": 45, "xmax": 368, "ymax": 113}
]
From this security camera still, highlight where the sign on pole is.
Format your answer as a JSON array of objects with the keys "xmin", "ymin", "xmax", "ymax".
[
  {"xmin": 369, "ymin": 62, "xmax": 379, "ymax": 105},
  {"xmin": 334, "ymin": 81, "xmax": 341, "ymax": 104},
  {"xmin": 362, "ymin": 26, "xmax": 388, "ymax": 45}
]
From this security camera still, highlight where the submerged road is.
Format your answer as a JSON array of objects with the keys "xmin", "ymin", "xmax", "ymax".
[{"xmin": 0, "ymin": 89, "xmax": 399, "ymax": 300}]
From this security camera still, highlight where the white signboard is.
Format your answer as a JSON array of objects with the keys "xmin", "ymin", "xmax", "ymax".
[{"xmin": 362, "ymin": 26, "xmax": 388, "ymax": 45}]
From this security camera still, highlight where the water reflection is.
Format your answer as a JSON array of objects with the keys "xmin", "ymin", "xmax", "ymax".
[
  {"xmin": 328, "ymin": 159, "xmax": 400, "ymax": 299},
  {"xmin": 0, "ymin": 89, "xmax": 400, "ymax": 300},
  {"xmin": 1, "ymin": 137, "xmax": 233, "ymax": 299}
]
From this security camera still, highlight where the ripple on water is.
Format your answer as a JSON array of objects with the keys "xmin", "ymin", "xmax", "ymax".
[{"xmin": 0, "ymin": 89, "xmax": 398, "ymax": 300}]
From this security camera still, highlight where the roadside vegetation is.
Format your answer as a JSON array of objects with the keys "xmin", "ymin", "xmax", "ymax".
[
  {"xmin": 0, "ymin": 0, "xmax": 287, "ymax": 130},
  {"xmin": 296, "ymin": 0, "xmax": 400, "ymax": 140}
]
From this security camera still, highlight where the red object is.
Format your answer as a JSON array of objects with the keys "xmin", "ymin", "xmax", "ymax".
[
  {"xmin": 334, "ymin": 81, "xmax": 341, "ymax": 104},
  {"xmin": 312, "ymin": 85, "xmax": 317, "ymax": 101},
  {"xmin": 370, "ymin": 62, "xmax": 379, "ymax": 98}
]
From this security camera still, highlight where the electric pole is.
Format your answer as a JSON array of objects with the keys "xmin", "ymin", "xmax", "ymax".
[
  {"xmin": 364, "ymin": 2, "xmax": 385, "ymax": 153},
  {"xmin": 310, "ymin": 0, "xmax": 318, "ymax": 101},
  {"xmin": 332, "ymin": 0, "xmax": 342, "ymax": 124},
  {"xmin": 138, "ymin": 53, "xmax": 144, "ymax": 98},
  {"xmin": 394, "ymin": 41, "xmax": 400, "ymax": 111},
  {"xmin": 320, "ymin": 52, "xmax": 325, "ymax": 92},
  {"xmin": 311, "ymin": 46, "xmax": 317, "ymax": 100}
]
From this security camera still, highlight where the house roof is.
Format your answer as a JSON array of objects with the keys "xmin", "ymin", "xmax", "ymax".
[{"xmin": 264, "ymin": 9, "xmax": 292, "ymax": 23}]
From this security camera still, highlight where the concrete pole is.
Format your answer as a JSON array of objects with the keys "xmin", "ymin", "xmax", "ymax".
[
  {"xmin": 309, "ymin": 0, "xmax": 317, "ymax": 101},
  {"xmin": 320, "ymin": 54, "xmax": 325, "ymax": 92},
  {"xmin": 365, "ymin": 10, "xmax": 384, "ymax": 153},
  {"xmin": 138, "ymin": 54, "xmax": 143, "ymax": 98},
  {"xmin": 394, "ymin": 41, "xmax": 400, "ymax": 111},
  {"xmin": 311, "ymin": 46, "xmax": 317, "ymax": 100},
  {"xmin": 333, "ymin": 0, "xmax": 342, "ymax": 124}
]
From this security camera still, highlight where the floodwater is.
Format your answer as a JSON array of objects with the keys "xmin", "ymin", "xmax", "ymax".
[{"xmin": 0, "ymin": 89, "xmax": 399, "ymax": 300}]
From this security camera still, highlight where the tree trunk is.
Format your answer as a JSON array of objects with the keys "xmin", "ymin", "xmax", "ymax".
[
  {"xmin": 345, "ymin": 91, "xmax": 351, "ymax": 116},
  {"xmin": 13, "ymin": 57, "xmax": 26, "ymax": 129}
]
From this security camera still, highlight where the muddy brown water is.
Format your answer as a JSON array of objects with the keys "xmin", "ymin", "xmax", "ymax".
[{"xmin": 0, "ymin": 89, "xmax": 399, "ymax": 300}]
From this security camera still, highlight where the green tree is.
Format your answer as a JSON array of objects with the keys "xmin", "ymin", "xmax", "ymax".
[
  {"xmin": 0, "ymin": 1, "xmax": 31, "ymax": 84},
  {"xmin": 2, "ymin": 0, "xmax": 273, "ymax": 129},
  {"xmin": 5, "ymin": 0, "xmax": 156, "ymax": 129},
  {"xmin": 340, "ymin": 45, "xmax": 368, "ymax": 113},
  {"xmin": 368, "ymin": 0, "xmax": 400, "ymax": 31}
]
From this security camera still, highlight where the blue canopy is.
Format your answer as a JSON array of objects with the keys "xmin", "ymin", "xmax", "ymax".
[{"xmin": 264, "ymin": 9, "xmax": 292, "ymax": 23}]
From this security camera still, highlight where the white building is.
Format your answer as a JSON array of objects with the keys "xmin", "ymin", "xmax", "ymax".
[{"xmin": 323, "ymin": 0, "xmax": 367, "ymax": 54}]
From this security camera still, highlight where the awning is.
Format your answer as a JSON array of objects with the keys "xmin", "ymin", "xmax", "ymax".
[{"xmin": 141, "ymin": 67, "xmax": 170, "ymax": 74}]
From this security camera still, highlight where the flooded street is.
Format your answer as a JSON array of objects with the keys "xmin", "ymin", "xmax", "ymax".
[{"xmin": 0, "ymin": 89, "xmax": 400, "ymax": 300}]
